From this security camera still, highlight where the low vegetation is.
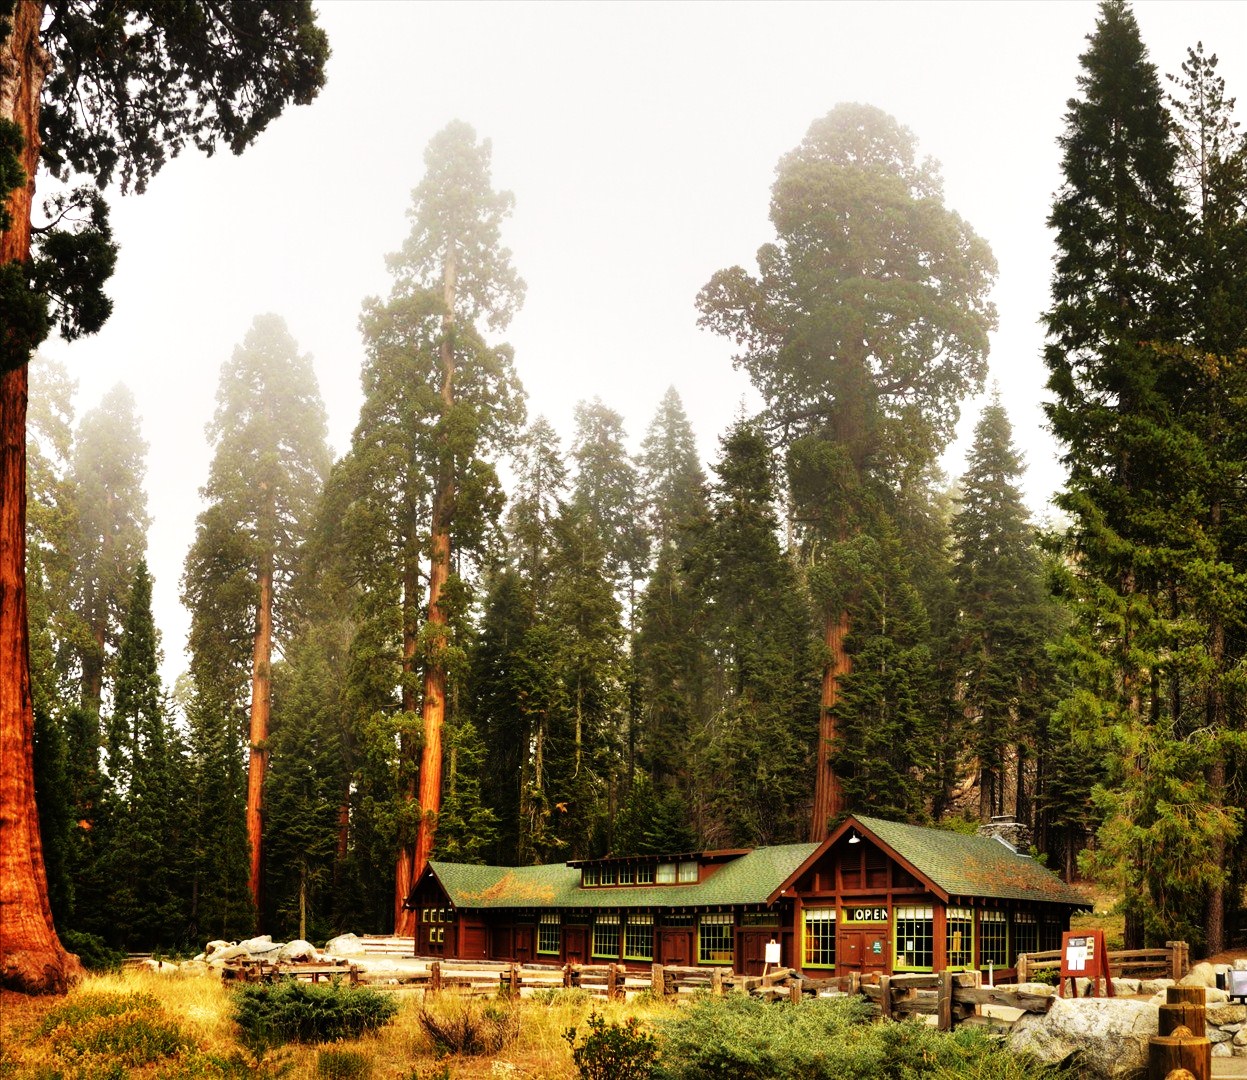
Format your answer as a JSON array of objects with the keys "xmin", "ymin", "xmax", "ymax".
[{"xmin": 0, "ymin": 970, "xmax": 1068, "ymax": 1080}]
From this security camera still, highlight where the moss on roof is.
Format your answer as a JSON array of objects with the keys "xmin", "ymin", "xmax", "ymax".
[
  {"xmin": 854, "ymin": 815, "xmax": 1087, "ymax": 907},
  {"xmin": 429, "ymin": 843, "xmax": 818, "ymax": 911}
]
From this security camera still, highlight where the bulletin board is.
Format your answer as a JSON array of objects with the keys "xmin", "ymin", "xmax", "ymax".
[{"xmin": 1058, "ymin": 929, "xmax": 1113, "ymax": 997}]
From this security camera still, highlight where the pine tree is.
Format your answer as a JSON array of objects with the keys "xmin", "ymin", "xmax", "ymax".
[
  {"xmin": 697, "ymin": 103, "xmax": 996, "ymax": 839},
  {"xmin": 506, "ymin": 416, "xmax": 567, "ymax": 594},
  {"xmin": 333, "ymin": 121, "xmax": 524, "ymax": 929},
  {"xmin": 950, "ymin": 395, "xmax": 1060, "ymax": 825},
  {"xmin": 183, "ymin": 313, "xmax": 331, "ymax": 921}
]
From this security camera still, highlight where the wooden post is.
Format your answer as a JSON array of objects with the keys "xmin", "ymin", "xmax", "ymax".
[
  {"xmin": 652, "ymin": 963, "xmax": 664, "ymax": 997},
  {"xmin": 711, "ymin": 967, "xmax": 723, "ymax": 996},
  {"xmin": 607, "ymin": 964, "xmax": 618, "ymax": 1000},
  {"xmin": 937, "ymin": 971, "xmax": 953, "ymax": 1033},
  {"xmin": 879, "ymin": 975, "xmax": 893, "ymax": 1021},
  {"xmin": 1017, "ymin": 953, "xmax": 1029, "ymax": 983},
  {"xmin": 849, "ymin": 971, "xmax": 860, "ymax": 997},
  {"xmin": 563, "ymin": 963, "xmax": 573, "ymax": 989},
  {"xmin": 790, "ymin": 981, "xmax": 802, "ymax": 1004},
  {"xmin": 508, "ymin": 963, "xmax": 519, "ymax": 999},
  {"xmin": 429, "ymin": 961, "xmax": 441, "ymax": 994},
  {"xmin": 1160, "ymin": 987, "xmax": 1206, "ymax": 1038},
  {"xmin": 1166, "ymin": 942, "xmax": 1192, "ymax": 982},
  {"xmin": 1148, "ymin": 1026, "xmax": 1210, "ymax": 1080}
]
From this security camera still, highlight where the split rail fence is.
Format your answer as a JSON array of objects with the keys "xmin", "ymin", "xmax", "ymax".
[{"xmin": 1015, "ymin": 941, "xmax": 1189, "ymax": 983}]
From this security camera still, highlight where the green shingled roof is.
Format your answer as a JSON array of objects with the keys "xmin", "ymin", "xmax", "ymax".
[
  {"xmin": 853, "ymin": 815, "xmax": 1087, "ymax": 907},
  {"xmin": 429, "ymin": 843, "xmax": 818, "ymax": 911}
]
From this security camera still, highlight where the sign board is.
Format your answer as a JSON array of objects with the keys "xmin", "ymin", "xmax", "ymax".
[
  {"xmin": 764, "ymin": 941, "xmax": 781, "ymax": 966},
  {"xmin": 842, "ymin": 906, "xmax": 889, "ymax": 923},
  {"xmin": 1059, "ymin": 929, "xmax": 1113, "ymax": 997}
]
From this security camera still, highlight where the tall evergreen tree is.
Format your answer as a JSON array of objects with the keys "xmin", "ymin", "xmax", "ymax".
[
  {"xmin": 66, "ymin": 383, "xmax": 149, "ymax": 715},
  {"xmin": 182, "ymin": 313, "xmax": 330, "ymax": 921},
  {"xmin": 950, "ymin": 395, "xmax": 1060, "ymax": 825},
  {"xmin": 697, "ymin": 103, "xmax": 996, "ymax": 838},
  {"xmin": 332, "ymin": 121, "xmax": 524, "ymax": 930}
]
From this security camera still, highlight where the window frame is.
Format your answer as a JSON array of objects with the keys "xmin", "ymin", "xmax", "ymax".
[
  {"xmin": 893, "ymin": 905, "xmax": 934, "ymax": 972},
  {"xmin": 592, "ymin": 914, "xmax": 621, "ymax": 960},
  {"xmin": 698, "ymin": 913, "xmax": 734, "ymax": 966},
  {"xmin": 802, "ymin": 907, "xmax": 837, "ymax": 969}
]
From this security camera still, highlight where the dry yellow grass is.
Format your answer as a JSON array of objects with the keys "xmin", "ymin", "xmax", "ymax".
[{"xmin": 0, "ymin": 968, "xmax": 676, "ymax": 1079}]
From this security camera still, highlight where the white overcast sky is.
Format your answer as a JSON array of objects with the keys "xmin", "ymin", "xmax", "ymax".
[{"xmin": 36, "ymin": 0, "xmax": 1247, "ymax": 683}]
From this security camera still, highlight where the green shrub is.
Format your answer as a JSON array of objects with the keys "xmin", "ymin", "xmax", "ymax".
[
  {"xmin": 60, "ymin": 930, "xmax": 127, "ymax": 973},
  {"xmin": 231, "ymin": 980, "xmax": 398, "ymax": 1052},
  {"xmin": 564, "ymin": 1011, "xmax": 659, "ymax": 1080},
  {"xmin": 416, "ymin": 1001, "xmax": 519, "ymax": 1055},
  {"xmin": 36, "ymin": 991, "xmax": 191, "ymax": 1069},
  {"xmin": 316, "ymin": 1047, "xmax": 372, "ymax": 1079}
]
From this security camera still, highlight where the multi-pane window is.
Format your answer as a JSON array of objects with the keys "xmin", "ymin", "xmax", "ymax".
[
  {"xmin": 599, "ymin": 865, "xmax": 616, "ymax": 886},
  {"xmin": 1012, "ymin": 912, "xmax": 1038, "ymax": 964},
  {"xmin": 699, "ymin": 914, "xmax": 734, "ymax": 964},
  {"xmin": 636, "ymin": 864, "xmax": 655, "ymax": 884},
  {"xmin": 742, "ymin": 912, "xmax": 779, "ymax": 927},
  {"xmin": 803, "ymin": 907, "xmax": 836, "ymax": 968},
  {"xmin": 583, "ymin": 866, "xmax": 600, "ymax": 887},
  {"xmin": 979, "ymin": 910, "xmax": 1008, "ymax": 968},
  {"xmin": 946, "ymin": 907, "xmax": 974, "ymax": 969},
  {"xmin": 656, "ymin": 862, "xmax": 677, "ymax": 884},
  {"xmin": 624, "ymin": 915, "xmax": 654, "ymax": 960},
  {"xmin": 592, "ymin": 914, "xmax": 620, "ymax": 958},
  {"xmin": 538, "ymin": 914, "xmax": 560, "ymax": 955},
  {"xmin": 617, "ymin": 865, "xmax": 635, "ymax": 885},
  {"xmin": 894, "ymin": 906, "xmax": 934, "ymax": 970},
  {"xmin": 678, "ymin": 860, "xmax": 699, "ymax": 883},
  {"xmin": 1040, "ymin": 914, "xmax": 1064, "ymax": 953}
]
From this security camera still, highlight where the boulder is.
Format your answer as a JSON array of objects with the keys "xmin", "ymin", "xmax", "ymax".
[
  {"xmin": 1007, "ymin": 996, "xmax": 1159, "ymax": 1079},
  {"xmin": 1140, "ymin": 978, "xmax": 1174, "ymax": 996},
  {"xmin": 1010, "ymin": 982, "xmax": 1057, "ymax": 997},
  {"xmin": 1111, "ymin": 978, "xmax": 1141, "ymax": 996},
  {"xmin": 208, "ymin": 943, "xmax": 253, "ymax": 962},
  {"xmin": 278, "ymin": 939, "xmax": 318, "ymax": 961},
  {"xmin": 237, "ymin": 935, "xmax": 281, "ymax": 956},
  {"xmin": 323, "ymin": 933, "xmax": 364, "ymax": 956},
  {"xmin": 1236, "ymin": 1028, "xmax": 1247, "ymax": 1047},
  {"xmin": 1179, "ymin": 962, "xmax": 1218, "ymax": 988},
  {"xmin": 203, "ymin": 940, "xmax": 232, "ymax": 959},
  {"xmin": 1210, "ymin": 1004, "xmax": 1247, "ymax": 1026},
  {"xmin": 1214, "ymin": 1042, "xmax": 1232, "ymax": 1058}
]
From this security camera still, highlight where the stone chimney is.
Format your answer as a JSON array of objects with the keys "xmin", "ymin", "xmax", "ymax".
[{"xmin": 977, "ymin": 815, "xmax": 1031, "ymax": 854}]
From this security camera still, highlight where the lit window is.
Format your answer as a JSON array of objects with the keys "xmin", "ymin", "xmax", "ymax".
[
  {"xmin": 600, "ymin": 865, "xmax": 616, "ymax": 886},
  {"xmin": 624, "ymin": 915, "xmax": 654, "ymax": 960},
  {"xmin": 803, "ymin": 907, "xmax": 836, "ymax": 968},
  {"xmin": 678, "ymin": 860, "xmax": 699, "ymax": 883},
  {"xmin": 699, "ymin": 914, "xmax": 734, "ymax": 965},
  {"xmin": 946, "ymin": 907, "xmax": 974, "ymax": 969},
  {"xmin": 656, "ymin": 862, "xmax": 676, "ymax": 884},
  {"xmin": 538, "ymin": 913, "xmax": 560, "ymax": 955},
  {"xmin": 894, "ymin": 906, "xmax": 934, "ymax": 970},
  {"xmin": 592, "ymin": 914, "xmax": 621, "ymax": 959},
  {"xmin": 980, "ymin": 911, "xmax": 1007, "ymax": 969}
]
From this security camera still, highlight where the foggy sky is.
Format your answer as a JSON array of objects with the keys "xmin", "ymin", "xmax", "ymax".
[{"xmin": 36, "ymin": 0, "xmax": 1247, "ymax": 684}]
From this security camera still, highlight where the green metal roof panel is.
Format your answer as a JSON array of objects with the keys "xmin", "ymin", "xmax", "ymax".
[
  {"xmin": 854, "ymin": 815, "xmax": 1087, "ymax": 907},
  {"xmin": 429, "ymin": 842, "xmax": 819, "ymax": 911}
]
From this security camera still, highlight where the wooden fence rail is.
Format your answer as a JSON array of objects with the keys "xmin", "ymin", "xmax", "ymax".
[{"xmin": 1015, "ymin": 941, "xmax": 1189, "ymax": 983}]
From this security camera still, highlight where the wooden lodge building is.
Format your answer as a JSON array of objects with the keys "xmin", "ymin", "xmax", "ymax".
[{"xmin": 407, "ymin": 814, "xmax": 1088, "ymax": 979}]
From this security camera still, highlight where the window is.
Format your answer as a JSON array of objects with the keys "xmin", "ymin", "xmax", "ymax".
[
  {"xmin": 1012, "ymin": 912, "xmax": 1038, "ymax": 964},
  {"xmin": 538, "ymin": 914, "xmax": 560, "ymax": 955},
  {"xmin": 656, "ymin": 862, "xmax": 677, "ymax": 884},
  {"xmin": 678, "ymin": 860, "xmax": 699, "ymax": 883},
  {"xmin": 1040, "ymin": 913, "xmax": 1064, "ymax": 953},
  {"xmin": 946, "ymin": 907, "xmax": 974, "ymax": 969},
  {"xmin": 803, "ymin": 907, "xmax": 836, "ymax": 968},
  {"xmin": 980, "ymin": 910, "xmax": 1008, "ymax": 968},
  {"xmin": 600, "ymin": 865, "xmax": 616, "ymax": 886},
  {"xmin": 636, "ymin": 864, "xmax": 655, "ymax": 884},
  {"xmin": 699, "ymin": 914, "xmax": 734, "ymax": 965},
  {"xmin": 583, "ymin": 866, "xmax": 599, "ymax": 887},
  {"xmin": 617, "ymin": 865, "xmax": 635, "ymax": 885},
  {"xmin": 894, "ymin": 906, "xmax": 934, "ymax": 971},
  {"xmin": 742, "ymin": 912, "xmax": 779, "ymax": 927},
  {"xmin": 624, "ymin": 915, "xmax": 654, "ymax": 960},
  {"xmin": 592, "ymin": 914, "xmax": 620, "ymax": 959}
]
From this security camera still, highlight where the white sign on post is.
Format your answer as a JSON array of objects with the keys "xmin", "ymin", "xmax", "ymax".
[{"xmin": 764, "ymin": 941, "xmax": 781, "ymax": 965}]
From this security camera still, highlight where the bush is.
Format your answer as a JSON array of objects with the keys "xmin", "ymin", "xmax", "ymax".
[
  {"xmin": 59, "ymin": 931, "xmax": 127, "ymax": 973},
  {"xmin": 564, "ymin": 1011, "xmax": 659, "ymax": 1080},
  {"xmin": 231, "ymin": 980, "xmax": 398, "ymax": 1052},
  {"xmin": 316, "ymin": 1047, "xmax": 372, "ymax": 1079},
  {"xmin": 416, "ymin": 1001, "xmax": 519, "ymax": 1055},
  {"xmin": 36, "ymin": 991, "xmax": 191, "ymax": 1070}
]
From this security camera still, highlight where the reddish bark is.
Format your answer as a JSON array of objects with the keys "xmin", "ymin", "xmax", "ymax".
[
  {"xmin": 809, "ymin": 607, "xmax": 850, "ymax": 841},
  {"xmin": 0, "ymin": 0, "xmax": 83, "ymax": 995},
  {"xmin": 245, "ymin": 550, "xmax": 272, "ymax": 921},
  {"xmin": 392, "ymin": 550, "xmax": 421, "ymax": 936}
]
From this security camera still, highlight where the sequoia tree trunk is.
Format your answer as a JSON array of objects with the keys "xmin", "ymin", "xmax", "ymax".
[
  {"xmin": 392, "ymin": 547, "xmax": 421, "ymax": 935},
  {"xmin": 810, "ymin": 607, "xmax": 850, "ymax": 840},
  {"xmin": 0, "ymin": 0, "xmax": 83, "ymax": 995},
  {"xmin": 411, "ymin": 254, "xmax": 458, "ymax": 900},
  {"xmin": 245, "ymin": 544, "xmax": 273, "ymax": 922}
]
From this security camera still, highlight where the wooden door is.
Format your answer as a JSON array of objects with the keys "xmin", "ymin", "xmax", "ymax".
[
  {"xmin": 838, "ymin": 928, "xmax": 889, "ymax": 976},
  {"xmin": 660, "ymin": 929, "xmax": 694, "ymax": 967},
  {"xmin": 564, "ymin": 926, "xmax": 588, "ymax": 964},
  {"xmin": 514, "ymin": 925, "xmax": 534, "ymax": 963},
  {"xmin": 738, "ymin": 930, "xmax": 777, "ymax": 975},
  {"xmin": 490, "ymin": 925, "xmax": 513, "ymax": 961}
]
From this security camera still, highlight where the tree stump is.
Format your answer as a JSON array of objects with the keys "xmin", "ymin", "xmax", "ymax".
[
  {"xmin": 1148, "ymin": 1025, "xmax": 1210, "ymax": 1080},
  {"xmin": 1160, "ymin": 986, "xmax": 1206, "ymax": 1037}
]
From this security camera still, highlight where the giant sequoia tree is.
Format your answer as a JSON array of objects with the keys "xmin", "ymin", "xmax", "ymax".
[
  {"xmin": 182, "ymin": 314, "xmax": 330, "ymax": 920},
  {"xmin": 329, "ymin": 122, "xmax": 524, "ymax": 932},
  {"xmin": 0, "ymin": 0, "xmax": 326, "ymax": 993},
  {"xmin": 697, "ymin": 103, "xmax": 996, "ymax": 839}
]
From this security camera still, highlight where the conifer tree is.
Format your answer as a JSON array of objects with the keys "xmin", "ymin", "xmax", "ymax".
[
  {"xmin": 697, "ymin": 103, "xmax": 996, "ymax": 839},
  {"xmin": 183, "ymin": 313, "xmax": 330, "ymax": 921},
  {"xmin": 506, "ymin": 416, "xmax": 567, "ymax": 593},
  {"xmin": 333, "ymin": 122, "xmax": 524, "ymax": 929},
  {"xmin": 950, "ymin": 396, "xmax": 1059, "ymax": 824},
  {"xmin": 66, "ymin": 384, "xmax": 149, "ymax": 715}
]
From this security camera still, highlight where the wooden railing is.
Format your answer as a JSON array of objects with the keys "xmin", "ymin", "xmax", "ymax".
[
  {"xmin": 860, "ymin": 971, "xmax": 1053, "ymax": 1033},
  {"xmin": 1015, "ymin": 940, "xmax": 1189, "ymax": 983}
]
